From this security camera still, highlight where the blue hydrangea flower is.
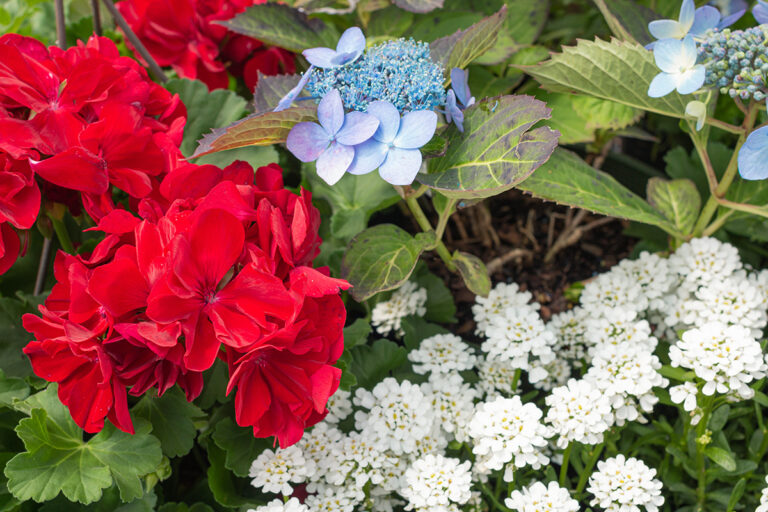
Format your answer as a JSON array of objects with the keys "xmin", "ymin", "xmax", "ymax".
[
  {"xmin": 737, "ymin": 126, "xmax": 768, "ymax": 180},
  {"xmin": 286, "ymin": 89, "xmax": 379, "ymax": 185},
  {"xmin": 647, "ymin": 0, "xmax": 742, "ymax": 46},
  {"xmin": 445, "ymin": 68, "xmax": 475, "ymax": 132},
  {"xmin": 648, "ymin": 0, "xmax": 696, "ymax": 40},
  {"xmin": 306, "ymin": 38, "xmax": 446, "ymax": 113},
  {"xmin": 755, "ymin": 0, "xmax": 768, "ymax": 24},
  {"xmin": 648, "ymin": 36, "xmax": 706, "ymax": 97},
  {"xmin": 709, "ymin": 0, "xmax": 747, "ymax": 27},
  {"xmin": 698, "ymin": 25, "xmax": 768, "ymax": 102},
  {"xmin": 346, "ymin": 101, "xmax": 437, "ymax": 185},
  {"xmin": 274, "ymin": 68, "xmax": 314, "ymax": 112},
  {"xmin": 685, "ymin": 100, "xmax": 707, "ymax": 130},
  {"xmin": 302, "ymin": 27, "xmax": 366, "ymax": 69}
]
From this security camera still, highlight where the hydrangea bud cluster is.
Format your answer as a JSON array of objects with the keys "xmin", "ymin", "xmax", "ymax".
[{"xmin": 699, "ymin": 25, "xmax": 768, "ymax": 101}]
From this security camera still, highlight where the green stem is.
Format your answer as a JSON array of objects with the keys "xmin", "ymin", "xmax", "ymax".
[
  {"xmin": 575, "ymin": 442, "xmax": 605, "ymax": 495},
  {"xmin": 695, "ymin": 397, "xmax": 715, "ymax": 511},
  {"xmin": 559, "ymin": 443, "xmax": 572, "ymax": 487},
  {"xmin": 701, "ymin": 210, "xmax": 735, "ymax": 237},
  {"xmin": 705, "ymin": 117, "xmax": 744, "ymax": 135},
  {"xmin": 434, "ymin": 198, "xmax": 458, "ymax": 241},
  {"xmin": 404, "ymin": 195, "xmax": 457, "ymax": 272},
  {"xmin": 478, "ymin": 481, "xmax": 513, "ymax": 512},
  {"xmin": 49, "ymin": 215, "xmax": 74, "ymax": 254},
  {"xmin": 510, "ymin": 369, "xmax": 522, "ymax": 394}
]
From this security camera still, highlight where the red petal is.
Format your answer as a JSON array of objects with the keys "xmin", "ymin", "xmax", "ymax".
[
  {"xmin": 30, "ymin": 147, "xmax": 109, "ymax": 194},
  {"xmin": 88, "ymin": 258, "xmax": 148, "ymax": 318}
]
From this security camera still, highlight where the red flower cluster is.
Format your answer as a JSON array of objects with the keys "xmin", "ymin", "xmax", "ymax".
[
  {"xmin": 117, "ymin": 0, "xmax": 295, "ymax": 91},
  {"xmin": 0, "ymin": 34, "xmax": 186, "ymax": 271},
  {"xmin": 23, "ymin": 162, "xmax": 349, "ymax": 447}
]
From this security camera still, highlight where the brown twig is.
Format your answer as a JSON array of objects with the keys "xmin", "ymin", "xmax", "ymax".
[
  {"xmin": 55, "ymin": 0, "xmax": 66, "ymax": 49},
  {"xmin": 34, "ymin": 238, "xmax": 53, "ymax": 295},
  {"xmin": 486, "ymin": 248, "xmax": 533, "ymax": 275},
  {"xmin": 100, "ymin": 0, "xmax": 168, "ymax": 83},
  {"xmin": 91, "ymin": 0, "xmax": 102, "ymax": 36}
]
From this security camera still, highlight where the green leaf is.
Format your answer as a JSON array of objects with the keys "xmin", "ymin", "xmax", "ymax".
[
  {"xmin": 704, "ymin": 446, "xmax": 737, "ymax": 471},
  {"xmin": 252, "ymin": 73, "xmax": 304, "ymax": 113},
  {"xmin": 646, "ymin": 178, "xmax": 701, "ymax": 236},
  {"xmin": 726, "ymin": 478, "xmax": 746, "ymax": 512},
  {"xmin": 219, "ymin": 3, "xmax": 339, "ymax": 53},
  {"xmin": 392, "ymin": 0, "xmax": 443, "ymax": 14},
  {"xmin": 158, "ymin": 503, "xmax": 214, "ymax": 512},
  {"xmin": 349, "ymin": 339, "xmax": 408, "ymax": 389},
  {"xmin": 517, "ymin": 148, "xmax": 680, "ymax": 236},
  {"xmin": 0, "ymin": 371, "xmax": 29, "ymax": 408},
  {"xmin": 592, "ymin": 0, "xmax": 658, "ymax": 46},
  {"xmin": 707, "ymin": 404, "xmax": 730, "ymax": 433},
  {"xmin": 452, "ymin": 250, "xmax": 491, "ymax": 297},
  {"xmin": 0, "ymin": 296, "xmax": 42, "ymax": 378},
  {"xmin": 522, "ymin": 38, "xmax": 689, "ymax": 119},
  {"xmin": 164, "ymin": 79, "xmax": 247, "ymax": 158},
  {"xmin": 206, "ymin": 444, "xmax": 263, "ymax": 508},
  {"xmin": 411, "ymin": 263, "xmax": 456, "ymax": 323},
  {"xmin": 418, "ymin": 95, "xmax": 558, "ymax": 199},
  {"xmin": 341, "ymin": 224, "xmax": 436, "ymax": 302},
  {"xmin": 475, "ymin": 0, "xmax": 549, "ymax": 65},
  {"xmin": 430, "ymin": 6, "xmax": 507, "ymax": 71},
  {"xmin": 367, "ymin": 6, "xmax": 414, "ymax": 38},
  {"xmin": 192, "ymin": 105, "xmax": 316, "ymax": 158},
  {"xmin": 211, "ymin": 418, "xmax": 271, "ymax": 478},
  {"xmin": 400, "ymin": 316, "xmax": 449, "ymax": 351},
  {"xmin": 132, "ymin": 388, "xmax": 205, "ymax": 458},
  {"xmin": 343, "ymin": 319, "xmax": 373, "ymax": 351}
]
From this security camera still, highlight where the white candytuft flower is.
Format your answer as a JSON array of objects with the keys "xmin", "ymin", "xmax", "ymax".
[
  {"xmin": 669, "ymin": 322, "xmax": 767, "ymax": 399},
  {"xmin": 299, "ymin": 422, "xmax": 343, "ymax": 487},
  {"xmin": 249, "ymin": 445, "xmax": 313, "ymax": 496},
  {"xmin": 473, "ymin": 282, "xmax": 537, "ymax": 336},
  {"xmin": 304, "ymin": 485, "xmax": 362, "ymax": 512},
  {"xmin": 504, "ymin": 481, "xmax": 580, "ymax": 512},
  {"xmin": 325, "ymin": 388, "xmax": 353, "ymax": 424},
  {"xmin": 669, "ymin": 381, "xmax": 698, "ymax": 412},
  {"xmin": 248, "ymin": 498, "xmax": 309, "ymax": 512},
  {"xmin": 420, "ymin": 372, "xmax": 478, "ymax": 442},
  {"xmin": 580, "ymin": 270, "xmax": 647, "ymax": 315},
  {"xmin": 667, "ymin": 236, "xmax": 742, "ymax": 289},
  {"xmin": 546, "ymin": 307, "xmax": 590, "ymax": 367},
  {"xmin": 614, "ymin": 251, "xmax": 675, "ymax": 309},
  {"xmin": 400, "ymin": 454, "xmax": 473, "ymax": 511},
  {"xmin": 482, "ymin": 305, "xmax": 556, "ymax": 376},
  {"xmin": 756, "ymin": 475, "xmax": 768, "ymax": 512},
  {"xmin": 408, "ymin": 333, "xmax": 477, "ymax": 375},
  {"xmin": 585, "ymin": 307, "xmax": 657, "ymax": 357},
  {"xmin": 545, "ymin": 378, "xmax": 614, "ymax": 448},
  {"xmin": 587, "ymin": 455, "xmax": 664, "ymax": 512},
  {"xmin": 476, "ymin": 356, "xmax": 520, "ymax": 397},
  {"xmin": 467, "ymin": 395, "xmax": 550, "ymax": 481},
  {"xmin": 354, "ymin": 378, "xmax": 435, "ymax": 454},
  {"xmin": 323, "ymin": 431, "xmax": 395, "ymax": 489},
  {"xmin": 371, "ymin": 281, "xmax": 427, "ymax": 336},
  {"xmin": 529, "ymin": 357, "xmax": 571, "ymax": 392}
]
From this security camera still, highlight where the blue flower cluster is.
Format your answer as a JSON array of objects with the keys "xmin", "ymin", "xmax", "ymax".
[
  {"xmin": 305, "ymin": 38, "xmax": 446, "ymax": 113},
  {"xmin": 699, "ymin": 25, "xmax": 768, "ymax": 102}
]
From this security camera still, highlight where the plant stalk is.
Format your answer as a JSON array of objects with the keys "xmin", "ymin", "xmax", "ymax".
[
  {"xmin": 559, "ymin": 443, "xmax": 572, "ymax": 486},
  {"xmin": 404, "ymin": 195, "xmax": 456, "ymax": 272}
]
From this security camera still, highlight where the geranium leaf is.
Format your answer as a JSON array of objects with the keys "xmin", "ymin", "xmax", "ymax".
[
  {"xmin": 349, "ymin": 339, "xmax": 408, "ymax": 389},
  {"xmin": 430, "ymin": 6, "xmax": 507, "ymax": 71},
  {"xmin": 206, "ymin": 444, "xmax": 263, "ymax": 508},
  {"xmin": 411, "ymin": 263, "xmax": 456, "ymax": 323},
  {"xmin": 0, "ymin": 370, "xmax": 28, "ymax": 408},
  {"xmin": 341, "ymin": 224, "xmax": 436, "ymax": 301},
  {"xmin": 211, "ymin": 418, "xmax": 271, "ymax": 478},
  {"xmin": 646, "ymin": 178, "xmax": 701, "ymax": 235},
  {"xmin": 517, "ymin": 148, "xmax": 680, "ymax": 236},
  {"xmin": 593, "ymin": 0, "xmax": 658, "ymax": 46},
  {"xmin": 418, "ymin": 95, "xmax": 558, "ymax": 199},
  {"xmin": 192, "ymin": 105, "xmax": 316, "ymax": 158},
  {"xmin": 392, "ymin": 0, "xmax": 443, "ymax": 14},
  {"xmin": 521, "ymin": 38, "xmax": 689, "ymax": 118},
  {"xmin": 218, "ymin": 3, "xmax": 339, "ymax": 53},
  {"xmin": 132, "ymin": 388, "xmax": 205, "ymax": 458},
  {"xmin": 451, "ymin": 250, "xmax": 491, "ymax": 297},
  {"xmin": 164, "ymin": 79, "xmax": 246, "ymax": 158},
  {"xmin": 0, "ymin": 296, "xmax": 41, "ymax": 378}
]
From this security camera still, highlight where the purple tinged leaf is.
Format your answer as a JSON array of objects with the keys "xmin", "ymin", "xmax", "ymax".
[
  {"xmin": 316, "ymin": 141, "xmax": 355, "ymax": 185},
  {"xmin": 378, "ymin": 148, "xmax": 423, "ymax": 185},
  {"xmin": 336, "ymin": 112, "xmax": 379, "ymax": 146},
  {"xmin": 286, "ymin": 122, "xmax": 331, "ymax": 162},
  {"xmin": 317, "ymin": 89, "xmax": 344, "ymax": 135},
  {"xmin": 393, "ymin": 110, "xmax": 437, "ymax": 149},
  {"xmin": 366, "ymin": 101, "xmax": 401, "ymax": 143},
  {"xmin": 347, "ymin": 139, "xmax": 389, "ymax": 175}
]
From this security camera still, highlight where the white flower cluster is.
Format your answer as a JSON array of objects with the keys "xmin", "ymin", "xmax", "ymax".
[
  {"xmin": 505, "ymin": 481, "xmax": 579, "ymax": 512},
  {"xmin": 249, "ymin": 445, "xmax": 313, "ymax": 496},
  {"xmin": 401, "ymin": 454, "xmax": 472, "ymax": 511},
  {"xmin": 587, "ymin": 455, "xmax": 664, "ymax": 512},
  {"xmin": 249, "ymin": 498, "xmax": 309, "ymax": 512},
  {"xmin": 757, "ymin": 475, "xmax": 768, "ymax": 512},
  {"xmin": 371, "ymin": 280, "xmax": 427, "ymax": 336},
  {"xmin": 408, "ymin": 333, "xmax": 477, "ymax": 375}
]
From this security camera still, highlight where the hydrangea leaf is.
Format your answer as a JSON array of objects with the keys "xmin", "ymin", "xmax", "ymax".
[
  {"xmin": 430, "ymin": 6, "xmax": 507, "ymax": 72},
  {"xmin": 211, "ymin": 418, "xmax": 272, "ymax": 478},
  {"xmin": 517, "ymin": 148, "xmax": 681, "ymax": 236},
  {"xmin": 192, "ymin": 105, "xmax": 316, "ymax": 158},
  {"xmin": 474, "ymin": 0, "xmax": 549, "ymax": 65},
  {"xmin": 132, "ymin": 388, "xmax": 205, "ymax": 458},
  {"xmin": 593, "ymin": 0, "xmax": 659, "ymax": 46},
  {"xmin": 164, "ymin": 79, "xmax": 246, "ymax": 158},
  {"xmin": 451, "ymin": 250, "xmax": 491, "ymax": 297},
  {"xmin": 341, "ymin": 224, "xmax": 436, "ymax": 301},
  {"xmin": 521, "ymin": 38, "xmax": 689, "ymax": 118},
  {"xmin": 217, "ymin": 3, "xmax": 339, "ymax": 53},
  {"xmin": 349, "ymin": 339, "xmax": 408, "ymax": 389},
  {"xmin": 392, "ymin": 0, "xmax": 443, "ymax": 14},
  {"xmin": 419, "ymin": 95, "xmax": 558, "ymax": 199},
  {"xmin": 292, "ymin": 0, "xmax": 356, "ymax": 15},
  {"xmin": 5, "ymin": 386, "xmax": 162, "ymax": 505},
  {"xmin": 646, "ymin": 177, "xmax": 701, "ymax": 235}
]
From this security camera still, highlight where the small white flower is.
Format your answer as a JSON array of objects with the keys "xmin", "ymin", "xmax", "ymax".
[
  {"xmin": 420, "ymin": 372, "xmax": 478, "ymax": 442},
  {"xmin": 546, "ymin": 307, "xmax": 590, "ymax": 367},
  {"xmin": 587, "ymin": 455, "xmax": 664, "ymax": 512},
  {"xmin": 580, "ymin": 270, "xmax": 647, "ymax": 316},
  {"xmin": 248, "ymin": 498, "xmax": 309, "ymax": 512},
  {"xmin": 400, "ymin": 454, "xmax": 473, "ymax": 511},
  {"xmin": 249, "ymin": 445, "xmax": 313, "ymax": 496},
  {"xmin": 325, "ymin": 388, "xmax": 353, "ymax": 424},
  {"xmin": 371, "ymin": 281, "xmax": 427, "ymax": 336},
  {"xmin": 756, "ymin": 475, "xmax": 768, "ymax": 512},
  {"xmin": 482, "ymin": 305, "xmax": 556, "ymax": 373},
  {"xmin": 473, "ymin": 282, "xmax": 537, "ymax": 336},
  {"xmin": 504, "ymin": 481, "xmax": 579, "ymax": 512},
  {"xmin": 408, "ymin": 333, "xmax": 477, "ymax": 375},
  {"xmin": 669, "ymin": 382, "xmax": 698, "ymax": 412},
  {"xmin": 476, "ymin": 356, "xmax": 520, "ymax": 397},
  {"xmin": 545, "ymin": 379, "xmax": 614, "ymax": 448},
  {"xmin": 298, "ymin": 422, "xmax": 343, "ymax": 486},
  {"xmin": 304, "ymin": 484, "xmax": 362, "ymax": 512},
  {"xmin": 668, "ymin": 237, "xmax": 742, "ymax": 289}
]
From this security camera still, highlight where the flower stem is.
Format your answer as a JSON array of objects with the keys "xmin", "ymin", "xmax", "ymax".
[
  {"xmin": 50, "ymin": 216, "xmax": 75, "ymax": 255},
  {"xmin": 404, "ymin": 195, "xmax": 456, "ymax": 272},
  {"xmin": 575, "ymin": 442, "xmax": 605, "ymax": 495},
  {"xmin": 478, "ymin": 481, "xmax": 513, "ymax": 512},
  {"xmin": 559, "ymin": 443, "xmax": 572, "ymax": 487}
]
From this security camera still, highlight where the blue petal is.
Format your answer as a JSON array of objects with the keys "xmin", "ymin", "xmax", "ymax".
[
  {"xmin": 335, "ymin": 27, "xmax": 365, "ymax": 64},
  {"xmin": 680, "ymin": 35, "xmax": 699, "ymax": 67},
  {"xmin": 302, "ymin": 47, "xmax": 339, "ymax": 68},
  {"xmin": 718, "ymin": 5, "xmax": 745, "ymax": 28},
  {"xmin": 316, "ymin": 142, "xmax": 354, "ymax": 185},
  {"xmin": 676, "ymin": 65, "xmax": 706, "ymax": 94},
  {"xmin": 444, "ymin": 90, "xmax": 457, "ymax": 124},
  {"xmin": 336, "ymin": 111, "xmax": 379, "ymax": 146},
  {"xmin": 317, "ymin": 89, "xmax": 344, "ymax": 135},
  {"xmin": 286, "ymin": 122, "xmax": 330, "ymax": 162},
  {"xmin": 274, "ymin": 68, "xmax": 313, "ymax": 112},
  {"xmin": 648, "ymin": 20, "xmax": 686, "ymax": 40},
  {"xmin": 690, "ymin": 6, "xmax": 720, "ymax": 36},
  {"xmin": 648, "ymin": 73, "xmax": 677, "ymax": 98},
  {"xmin": 738, "ymin": 126, "xmax": 768, "ymax": 180},
  {"xmin": 366, "ymin": 101, "xmax": 401, "ymax": 144},
  {"xmin": 653, "ymin": 38, "xmax": 685, "ymax": 73},
  {"xmin": 347, "ymin": 139, "xmax": 389, "ymax": 175},
  {"xmin": 679, "ymin": 0, "xmax": 696, "ymax": 28},
  {"xmin": 393, "ymin": 110, "xmax": 437, "ymax": 149},
  {"xmin": 450, "ymin": 68, "xmax": 472, "ymax": 108},
  {"xmin": 378, "ymin": 147, "xmax": 422, "ymax": 186},
  {"xmin": 755, "ymin": 1, "xmax": 768, "ymax": 24}
]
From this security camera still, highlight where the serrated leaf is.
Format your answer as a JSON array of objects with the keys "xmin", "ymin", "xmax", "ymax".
[
  {"xmin": 647, "ymin": 178, "xmax": 701, "ymax": 235},
  {"xmin": 430, "ymin": 6, "xmax": 507, "ymax": 71},
  {"xmin": 418, "ymin": 95, "xmax": 558, "ymax": 199},
  {"xmin": 341, "ymin": 224, "xmax": 436, "ymax": 301},
  {"xmin": 349, "ymin": 339, "xmax": 408, "ymax": 388},
  {"xmin": 538, "ymin": 92, "xmax": 641, "ymax": 144},
  {"xmin": 211, "ymin": 418, "xmax": 271, "ymax": 478},
  {"xmin": 517, "ymin": 148, "xmax": 680, "ymax": 236},
  {"xmin": 452, "ymin": 250, "xmax": 491, "ymax": 296},
  {"xmin": 592, "ymin": 0, "xmax": 658, "ymax": 46},
  {"xmin": 392, "ymin": 0, "xmax": 443, "ymax": 13},
  {"xmin": 192, "ymin": 105, "xmax": 316, "ymax": 158},
  {"xmin": 164, "ymin": 79, "xmax": 247, "ymax": 157},
  {"xmin": 475, "ymin": 0, "xmax": 549, "ymax": 65},
  {"xmin": 704, "ymin": 446, "xmax": 737, "ymax": 471},
  {"xmin": 218, "ymin": 3, "xmax": 339, "ymax": 53},
  {"xmin": 522, "ymin": 38, "xmax": 689, "ymax": 118},
  {"xmin": 132, "ymin": 388, "xmax": 205, "ymax": 458},
  {"xmin": 252, "ymin": 73, "xmax": 305, "ymax": 113}
]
